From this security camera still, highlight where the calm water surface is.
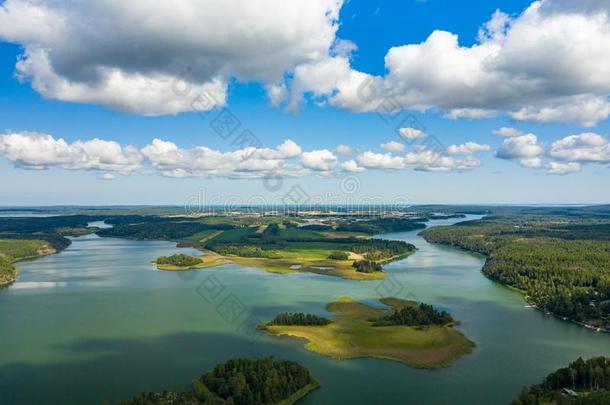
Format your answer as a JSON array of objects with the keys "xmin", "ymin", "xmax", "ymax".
[{"xmin": 0, "ymin": 217, "xmax": 608, "ymax": 404}]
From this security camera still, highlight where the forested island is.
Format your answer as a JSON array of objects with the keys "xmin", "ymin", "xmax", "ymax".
[
  {"xmin": 422, "ymin": 214, "xmax": 610, "ymax": 331},
  {"xmin": 513, "ymin": 357, "xmax": 610, "ymax": 404},
  {"xmin": 118, "ymin": 357, "xmax": 319, "ymax": 405},
  {"xmin": 131, "ymin": 218, "xmax": 420, "ymax": 280},
  {"xmin": 259, "ymin": 297, "xmax": 474, "ymax": 369}
]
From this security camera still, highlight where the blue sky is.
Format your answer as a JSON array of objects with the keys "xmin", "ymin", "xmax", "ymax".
[{"xmin": 0, "ymin": 0, "xmax": 609, "ymax": 205}]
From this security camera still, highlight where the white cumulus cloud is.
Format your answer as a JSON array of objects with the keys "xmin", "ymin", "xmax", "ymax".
[
  {"xmin": 284, "ymin": 1, "xmax": 610, "ymax": 126},
  {"xmin": 336, "ymin": 144, "xmax": 354, "ymax": 155},
  {"xmin": 548, "ymin": 133, "xmax": 610, "ymax": 163},
  {"xmin": 447, "ymin": 142, "xmax": 490, "ymax": 155},
  {"xmin": 0, "ymin": 132, "xmax": 143, "ymax": 172},
  {"xmin": 380, "ymin": 141, "xmax": 405, "ymax": 152},
  {"xmin": 547, "ymin": 161, "xmax": 582, "ymax": 175},
  {"xmin": 301, "ymin": 149, "xmax": 338, "ymax": 171},
  {"xmin": 0, "ymin": 0, "xmax": 343, "ymax": 115},
  {"xmin": 496, "ymin": 133, "xmax": 544, "ymax": 168},
  {"xmin": 398, "ymin": 127, "xmax": 426, "ymax": 140}
]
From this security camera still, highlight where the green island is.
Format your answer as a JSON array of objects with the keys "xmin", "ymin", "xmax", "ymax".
[
  {"xmin": 513, "ymin": 357, "xmax": 610, "ymax": 405},
  {"xmin": 258, "ymin": 296, "xmax": 474, "ymax": 369},
  {"xmin": 118, "ymin": 357, "xmax": 318, "ymax": 405},
  {"xmin": 422, "ymin": 211, "xmax": 610, "ymax": 331},
  {"xmin": 118, "ymin": 220, "xmax": 421, "ymax": 280}
]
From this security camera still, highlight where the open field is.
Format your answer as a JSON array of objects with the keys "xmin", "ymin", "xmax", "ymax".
[{"xmin": 259, "ymin": 297, "xmax": 475, "ymax": 369}]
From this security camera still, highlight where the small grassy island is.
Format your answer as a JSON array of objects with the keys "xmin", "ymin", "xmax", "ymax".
[
  {"xmin": 118, "ymin": 357, "xmax": 319, "ymax": 405},
  {"xmin": 513, "ymin": 357, "xmax": 610, "ymax": 405},
  {"xmin": 259, "ymin": 297, "xmax": 474, "ymax": 369}
]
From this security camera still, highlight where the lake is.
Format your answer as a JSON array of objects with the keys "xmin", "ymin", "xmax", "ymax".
[{"xmin": 0, "ymin": 216, "xmax": 608, "ymax": 404}]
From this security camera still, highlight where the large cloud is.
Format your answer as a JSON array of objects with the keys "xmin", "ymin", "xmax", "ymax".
[
  {"xmin": 0, "ymin": 132, "xmax": 142, "ymax": 172},
  {"xmin": 3, "ymin": 0, "xmax": 610, "ymax": 126},
  {"xmin": 0, "ymin": 0, "xmax": 342, "ymax": 115},
  {"xmin": 494, "ymin": 127, "xmax": 610, "ymax": 174},
  {"xmin": 142, "ymin": 139, "xmax": 305, "ymax": 178},
  {"xmin": 300, "ymin": 149, "xmax": 338, "ymax": 171},
  {"xmin": 285, "ymin": 1, "xmax": 610, "ymax": 126},
  {"xmin": 0, "ymin": 130, "xmax": 492, "ymax": 177},
  {"xmin": 357, "ymin": 147, "xmax": 482, "ymax": 172},
  {"xmin": 496, "ymin": 133, "xmax": 544, "ymax": 168},
  {"xmin": 548, "ymin": 133, "xmax": 610, "ymax": 163}
]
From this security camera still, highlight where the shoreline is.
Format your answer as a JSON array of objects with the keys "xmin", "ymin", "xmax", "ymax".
[{"xmin": 421, "ymin": 235, "xmax": 609, "ymax": 334}]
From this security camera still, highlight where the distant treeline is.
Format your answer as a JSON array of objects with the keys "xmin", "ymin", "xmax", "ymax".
[
  {"xmin": 0, "ymin": 215, "xmax": 97, "ymax": 233},
  {"xmin": 103, "ymin": 215, "xmax": 178, "ymax": 226},
  {"xmin": 350, "ymin": 239, "xmax": 415, "ymax": 261},
  {"xmin": 373, "ymin": 303, "xmax": 453, "ymax": 326},
  {"xmin": 514, "ymin": 357, "xmax": 610, "ymax": 405},
  {"xmin": 98, "ymin": 222, "xmax": 236, "ymax": 241},
  {"xmin": 119, "ymin": 357, "xmax": 318, "ymax": 405},
  {"xmin": 337, "ymin": 218, "xmax": 427, "ymax": 234},
  {"xmin": 268, "ymin": 312, "xmax": 331, "ymax": 326}
]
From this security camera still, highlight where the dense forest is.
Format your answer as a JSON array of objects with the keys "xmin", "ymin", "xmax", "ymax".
[
  {"xmin": 422, "ymin": 216, "xmax": 610, "ymax": 330},
  {"xmin": 513, "ymin": 357, "xmax": 610, "ymax": 405},
  {"xmin": 373, "ymin": 303, "xmax": 454, "ymax": 326},
  {"xmin": 155, "ymin": 254, "xmax": 201, "ymax": 267},
  {"xmin": 0, "ymin": 215, "xmax": 97, "ymax": 233},
  {"xmin": 267, "ymin": 312, "xmax": 331, "ymax": 326},
  {"xmin": 336, "ymin": 218, "xmax": 426, "ymax": 234},
  {"xmin": 350, "ymin": 239, "xmax": 415, "ymax": 261},
  {"xmin": 352, "ymin": 260, "xmax": 383, "ymax": 273},
  {"xmin": 97, "ymin": 222, "xmax": 235, "ymax": 241},
  {"xmin": 119, "ymin": 357, "xmax": 318, "ymax": 405}
]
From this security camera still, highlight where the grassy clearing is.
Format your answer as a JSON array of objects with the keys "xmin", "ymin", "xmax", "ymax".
[
  {"xmin": 181, "ymin": 229, "xmax": 223, "ymax": 243},
  {"xmin": 260, "ymin": 297, "xmax": 475, "ymax": 369},
  {"xmin": 230, "ymin": 256, "xmax": 386, "ymax": 280}
]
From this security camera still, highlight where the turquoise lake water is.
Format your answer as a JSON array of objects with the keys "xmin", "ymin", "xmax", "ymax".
[{"xmin": 0, "ymin": 217, "xmax": 608, "ymax": 404}]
